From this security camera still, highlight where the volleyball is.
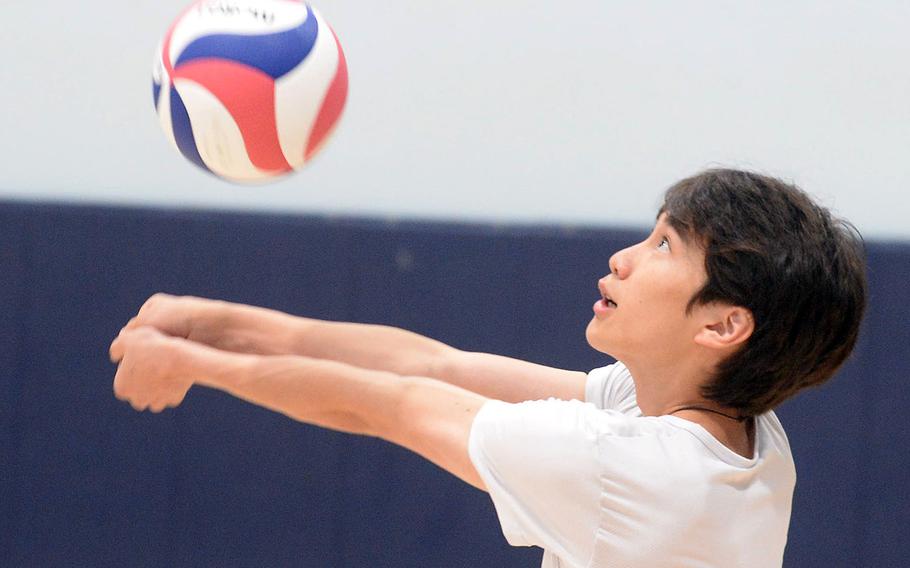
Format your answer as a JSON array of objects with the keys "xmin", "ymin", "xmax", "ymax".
[{"xmin": 151, "ymin": 0, "xmax": 348, "ymax": 183}]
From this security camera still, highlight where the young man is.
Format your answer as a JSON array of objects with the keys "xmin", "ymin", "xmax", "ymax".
[{"xmin": 110, "ymin": 169, "xmax": 867, "ymax": 567}]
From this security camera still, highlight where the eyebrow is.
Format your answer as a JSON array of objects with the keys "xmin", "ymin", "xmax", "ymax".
[{"xmin": 655, "ymin": 212, "xmax": 691, "ymax": 248}]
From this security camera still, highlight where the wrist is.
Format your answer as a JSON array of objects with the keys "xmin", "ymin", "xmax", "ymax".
[
  {"xmin": 187, "ymin": 337, "xmax": 256, "ymax": 391},
  {"xmin": 185, "ymin": 297, "xmax": 229, "ymax": 345},
  {"xmin": 196, "ymin": 300, "xmax": 292, "ymax": 355}
]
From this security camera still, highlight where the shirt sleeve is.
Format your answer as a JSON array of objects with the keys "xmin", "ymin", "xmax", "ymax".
[
  {"xmin": 585, "ymin": 362, "xmax": 639, "ymax": 414},
  {"xmin": 468, "ymin": 398, "xmax": 603, "ymax": 564}
]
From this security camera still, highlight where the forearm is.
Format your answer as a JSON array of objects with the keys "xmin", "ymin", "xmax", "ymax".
[
  {"xmin": 185, "ymin": 298, "xmax": 585, "ymax": 403},
  {"xmin": 190, "ymin": 300, "xmax": 451, "ymax": 378},
  {"xmin": 189, "ymin": 344, "xmax": 487, "ymax": 489},
  {"xmin": 196, "ymin": 303, "xmax": 585, "ymax": 402},
  {"xmin": 110, "ymin": 326, "xmax": 486, "ymax": 488},
  {"xmin": 192, "ymin": 347, "xmax": 398, "ymax": 436}
]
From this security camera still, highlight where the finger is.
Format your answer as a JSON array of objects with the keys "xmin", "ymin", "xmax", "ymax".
[
  {"xmin": 129, "ymin": 399, "xmax": 148, "ymax": 412},
  {"xmin": 113, "ymin": 366, "xmax": 129, "ymax": 400},
  {"xmin": 109, "ymin": 334, "xmax": 125, "ymax": 363},
  {"xmin": 149, "ymin": 401, "xmax": 167, "ymax": 413},
  {"xmin": 167, "ymin": 390, "xmax": 188, "ymax": 408},
  {"xmin": 139, "ymin": 293, "xmax": 172, "ymax": 317},
  {"xmin": 124, "ymin": 316, "xmax": 141, "ymax": 330}
]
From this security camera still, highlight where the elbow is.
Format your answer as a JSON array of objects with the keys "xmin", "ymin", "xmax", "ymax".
[
  {"xmin": 359, "ymin": 375, "xmax": 425, "ymax": 440},
  {"xmin": 317, "ymin": 410, "xmax": 376, "ymax": 437},
  {"xmin": 426, "ymin": 347, "xmax": 462, "ymax": 383}
]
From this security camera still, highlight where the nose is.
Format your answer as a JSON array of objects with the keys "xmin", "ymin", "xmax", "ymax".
[{"xmin": 608, "ymin": 245, "xmax": 632, "ymax": 279}]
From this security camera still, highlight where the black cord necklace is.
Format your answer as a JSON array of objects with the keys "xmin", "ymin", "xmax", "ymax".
[{"xmin": 669, "ymin": 405, "xmax": 749, "ymax": 423}]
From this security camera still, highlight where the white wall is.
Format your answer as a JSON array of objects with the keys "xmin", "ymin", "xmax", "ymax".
[{"xmin": 1, "ymin": 1, "xmax": 907, "ymax": 238}]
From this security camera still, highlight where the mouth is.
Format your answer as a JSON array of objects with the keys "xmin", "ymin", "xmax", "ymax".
[{"xmin": 598, "ymin": 283, "xmax": 618, "ymax": 308}]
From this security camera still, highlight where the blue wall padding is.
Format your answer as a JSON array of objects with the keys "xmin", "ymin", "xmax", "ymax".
[{"xmin": 0, "ymin": 200, "xmax": 907, "ymax": 567}]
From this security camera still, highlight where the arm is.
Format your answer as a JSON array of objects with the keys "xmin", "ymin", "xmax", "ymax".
[
  {"xmin": 110, "ymin": 326, "xmax": 487, "ymax": 489},
  {"xmin": 130, "ymin": 294, "xmax": 587, "ymax": 403}
]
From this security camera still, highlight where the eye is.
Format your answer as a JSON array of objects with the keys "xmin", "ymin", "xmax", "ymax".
[{"xmin": 657, "ymin": 236, "xmax": 671, "ymax": 251}]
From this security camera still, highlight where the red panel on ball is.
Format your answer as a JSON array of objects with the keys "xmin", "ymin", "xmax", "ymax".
[
  {"xmin": 305, "ymin": 27, "xmax": 349, "ymax": 162},
  {"xmin": 175, "ymin": 59, "xmax": 292, "ymax": 173}
]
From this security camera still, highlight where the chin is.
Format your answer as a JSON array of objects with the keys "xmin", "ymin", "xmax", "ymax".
[
  {"xmin": 585, "ymin": 320, "xmax": 612, "ymax": 355},
  {"xmin": 586, "ymin": 320, "xmax": 627, "ymax": 361}
]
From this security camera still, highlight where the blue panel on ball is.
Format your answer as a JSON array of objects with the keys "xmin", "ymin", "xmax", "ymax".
[
  {"xmin": 169, "ymin": 86, "xmax": 212, "ymax": 175},
  {"xmin": 153, "ymin": 80, "xmax": 162, "ymax": 112},
  {"xmin": 175, "ymin": 5, "xmax": 318, "ymax": 80}
]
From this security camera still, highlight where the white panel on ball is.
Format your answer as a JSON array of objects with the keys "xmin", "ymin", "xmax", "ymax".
[
  {"xmin": 152, "ymin": 49, "xmax": 177, "ymax": 151},
  {"xmin": 274, "ymin": 7, "xmax": 338, "ymax": 168},
  {"xmin": 174, "ymin": 79, "xmax": 272, "ymax": 182}
]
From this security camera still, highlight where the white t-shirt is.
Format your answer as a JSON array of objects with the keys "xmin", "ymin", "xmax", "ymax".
[{"xmin": 468, "ymin": 362, "xmax": 796, "ymax": 568}]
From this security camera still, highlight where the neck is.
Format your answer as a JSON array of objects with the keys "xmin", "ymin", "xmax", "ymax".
[
  {"xmin": 621, "ymin": 357, "xmax": 754, "ymax": 458},
  {"xmin": 668, "ymin": 404, "xmax": 746, "ymax": 422},
  {"xmin": 622, "ymin": 355, "xmax": 712, "ymax": 417}
]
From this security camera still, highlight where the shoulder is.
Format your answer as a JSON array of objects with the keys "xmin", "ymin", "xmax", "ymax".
[
  {"xmin": 467, "ymin": 399, "xmax": 609, "ymax": 561},
  {"xmin": 758, "ymin": 410, "xmax": 793, "ymax": 454},
  {"xmin": 471, "ymin": 397, "xmax": 678, "ymax": 459},
  {"xmin": 585, "ymin": 361, "xmax": 640, "ymax": 414},
  {"xmin": 755, "ymin": 411, "xmax": 797, "ymax": 482}
]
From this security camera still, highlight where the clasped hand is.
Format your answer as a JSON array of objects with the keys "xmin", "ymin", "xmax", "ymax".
[{"xmin": 109, "ymin": 294, "xmax": 199, "ymax": 413}]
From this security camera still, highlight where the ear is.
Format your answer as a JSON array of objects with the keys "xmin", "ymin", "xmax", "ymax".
[{"xmin": 693, "ymin": 304, "xmax": 754, "ymax": 350}]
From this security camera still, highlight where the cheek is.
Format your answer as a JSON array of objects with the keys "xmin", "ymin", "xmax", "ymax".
[
  {"xmin": 584, "ymin": 279, "xmax": 697, "ymax": 355},
  {"xmin": 622, "ymin": 292, "xmax": 693, "ymax": 340}
]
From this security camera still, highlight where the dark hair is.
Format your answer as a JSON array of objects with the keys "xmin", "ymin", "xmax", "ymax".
[{"xmin": 660, "ymin": 169, "xmax": 867, "ymax": 416}]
